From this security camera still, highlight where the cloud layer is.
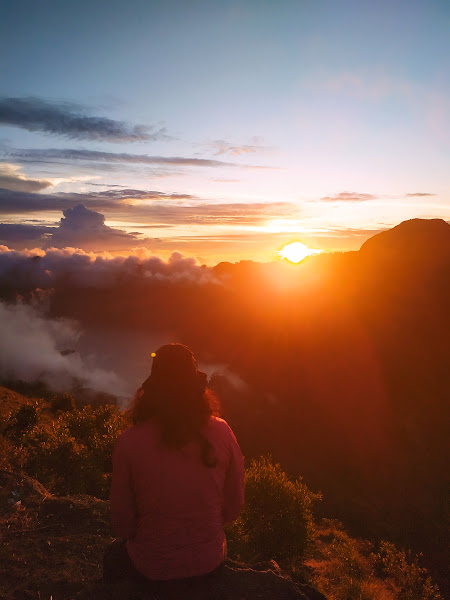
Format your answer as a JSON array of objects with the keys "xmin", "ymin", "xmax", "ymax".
[
  {"xmin": 0, "ymin": 185, "xmax": 299, "ymax": 251},
  {"xmin": 7, "ymin": 147, "xmax": 270, "ymax": 169},
  {"xmin": 0, "ymin": 245, "xmax": 216, "ymax": 291},
  {"xmin": 0, "ymin": 97, "xmax": 165, "ymax": 142},
  {"xmin": 0, "ymin": 163, "xmax": 52, "ymax": 192},
  {"xmin": 0, "ymin": 187, "xmax": 197, "ymax": 214}
]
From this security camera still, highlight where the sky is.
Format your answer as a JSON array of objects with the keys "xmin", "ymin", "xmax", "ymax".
[{"xmin": 0, "ymin": 0, "xmax": 449, "ymax": 264}]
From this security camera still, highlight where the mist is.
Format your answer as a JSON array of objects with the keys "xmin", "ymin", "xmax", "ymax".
[{"xmin": 0, "ymin": 299, "xmax": 130, "ymax": 398}]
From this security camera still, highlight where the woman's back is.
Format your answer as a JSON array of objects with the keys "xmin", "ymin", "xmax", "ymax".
[{"xmin": 111, "ymin": 415, "xmax": 244, "ymax": 580}]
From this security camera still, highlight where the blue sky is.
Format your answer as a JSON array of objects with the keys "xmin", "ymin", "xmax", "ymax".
[{"xmin": 0, "ymin": 0, "xmax": 449, "ymax": 263}]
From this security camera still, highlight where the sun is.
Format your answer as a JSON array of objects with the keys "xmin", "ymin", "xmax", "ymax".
[{"xmin": 279, "ymin": 242, "xmax": 320, "ymax": 263}]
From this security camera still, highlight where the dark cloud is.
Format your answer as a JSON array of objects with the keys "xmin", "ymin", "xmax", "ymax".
[
  {"xmin": 320, "ymin": 191, "xmax": 378, "ymax": 202},
  {"xmin": 46, "ymin": 204, "xmax": 150, "ymax": 250},
  {"xmin": 0, "ymin": 187, "xmax": 196, "ymax": 214},
  {"xmin": 404, "ymin": 192, "xmax": 436, "ymax": 197},
  {"xmin": 0, "ymin": 97, "xmax": 166, "ymax": 142},
  {"xmin": 0, "ymin": 223, "xmax": 53, "ymax": 243},
  {"xmin": 0, "ymin": 174, "xmax": 51, "ymax": 193},
  {"xmin": 6, "ymin": 148, "xmax": 274, "ymax": 169},
  {"xmin": 0, "ymin": 188, "xmax": 70, "ymax": 213},
  {"xmin": 0, "ymin": 204, "xmax": 152, "ymax": 251},
  {"xmin": 0, "ymin": 163, "xmax": 52, "ymax": 192}
]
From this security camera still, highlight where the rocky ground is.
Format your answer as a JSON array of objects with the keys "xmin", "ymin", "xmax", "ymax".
[{"xmin": 0, "ymin": 469, "xmax": 326, "ymax": 600}]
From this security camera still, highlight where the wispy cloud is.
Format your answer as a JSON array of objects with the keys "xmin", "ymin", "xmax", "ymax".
[
  {"xmin": 317, "ymin": 226, "xmax": 386, "ymax": 237},
  {"xmin": 0, "ymin": 97, "xmax": 167, "ymax": 142},
  {"xmin": 6, "ymin": 147, "xmax": 275, "ymax": 169},
  {"xmin": 0, "ymin": 185, "xmax": 297, "ymax": 226},
  {"xmin": 404, "ymin": 192, "xmax": 436, "ymax": 197},
  {"xmin": 0, "ymin": 163, "xmax": 52, "ymax": 192},
  {"xmin": 131, "ymin": 202, "xmax": 297, "ymax": 226},
  {"xmin": 208, "ymin": 139, "xmax": 268, "ymax": 156},
  {"xmin": 319, "ymin": 191, "xmax": 378, "ymax": 202}
]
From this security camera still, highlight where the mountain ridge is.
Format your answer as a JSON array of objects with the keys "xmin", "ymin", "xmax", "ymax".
[{"xmin": 359, "ymin": 218, "xmax": 450, "ymax": 260}]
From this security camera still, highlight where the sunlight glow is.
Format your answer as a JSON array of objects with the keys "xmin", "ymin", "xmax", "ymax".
[{"xmin": 279, "ymin": 242, "xmax": 321, "ymax": 263}]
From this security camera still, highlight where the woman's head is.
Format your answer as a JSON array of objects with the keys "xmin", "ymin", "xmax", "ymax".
[
  {"xmin": 145, "ymin": 343, "xmax": 207, "ymax": 395},
  {"xmin": 132, "ymin": 343, "xmax": 219, "ymax": 465}
]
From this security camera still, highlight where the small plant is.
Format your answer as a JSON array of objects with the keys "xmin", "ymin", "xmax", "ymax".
[
  {"xmin": 51, "ymin": 392, "xmax": 76, "ymax": 412},
  {"xmin": 4, "ymin": 401, "xmax": 41, "ymax": 439},
  {"xmin": 227, "ymin": 456, "xmax": 320, "ymax": 568},
  {"xmin": 374, "ymin": 541, "xmax": 442, "ymax": 600},
  {"xmin": 21, "ymin": 404, "xmax": 128, "ymax": 498},
  {"xmin": 311, "ymin": 523, "xmax": 379, "ymax": 600}
]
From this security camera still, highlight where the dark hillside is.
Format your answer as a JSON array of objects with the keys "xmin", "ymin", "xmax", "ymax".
[
  {"xmin": 359, "ymin": 218, "xmax": 450, "ymax": 261},
  {"xmin": 0, "ymin": 219, "xmax": 448, "ymax": 592},
  {"xmin": 0, "ymin": 389, "xmax": 442, "ymax": 600}
]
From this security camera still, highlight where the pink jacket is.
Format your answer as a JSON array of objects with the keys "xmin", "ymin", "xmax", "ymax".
[{"xmin": 110, "ymin": 416, "xmax": 244, "ymax": 580}]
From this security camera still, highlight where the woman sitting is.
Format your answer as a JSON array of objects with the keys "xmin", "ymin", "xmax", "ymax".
[{"xmin": 104, "ymin": 343, "xmax": 244, "ymax": 593}]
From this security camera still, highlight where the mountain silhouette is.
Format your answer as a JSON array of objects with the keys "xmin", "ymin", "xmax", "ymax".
[{"xmin": 359, "ymin": 218, "xmax": 450, "ymax": 262}]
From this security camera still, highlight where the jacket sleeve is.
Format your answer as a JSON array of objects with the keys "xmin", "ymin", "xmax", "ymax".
[
  {"xmin": 222, "ymin": 424, "xmax": 245, "ymax": 526},
  {"xmin": 110, "ymin": 433, "xmax": 138, "ymax": 540}
]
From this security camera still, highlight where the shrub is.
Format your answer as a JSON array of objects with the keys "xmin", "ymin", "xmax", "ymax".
[
  {"xmin": 51, "ymin": 392, "xmax": 76, "ymax": 412},
  {"xmin": 374, "ymin": 541, "xmax": 442, "ymax": 600},
  {"xmin": 21, "ymin": 404, "xmax": 128, "ymax": 498},
  {"xmin": 311, "ymin": 522, "xmax": 382, "ymax": 600},
  {"xmin": 4, "ymin": 401, "xmax": 41, "ymax": 439},
  {"xmin": 227, "ymin": 456, "xmax": 320, "ymax": 568},
  {"xmin": 0, "ymin": 434, "xmax": 26, "ymax": 471}
]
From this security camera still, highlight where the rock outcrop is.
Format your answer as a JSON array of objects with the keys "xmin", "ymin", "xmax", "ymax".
[{"xmin": 97, "ymin": 559, "xmax": 326, "ymax": 600}]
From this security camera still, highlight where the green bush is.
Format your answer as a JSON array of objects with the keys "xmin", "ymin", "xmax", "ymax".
[
  {"xmin": 227, "ymin": 456, "xmax": 320, "ymax": 568},
  {"xmin": 312, "ymin": 522, "xmax": 378, "ymax": 600},
  {"xmin": 3, "ymin": 401, "xmax": 41, "ymax": 439},
  {"xmin": 375, "ymin": 541, "xmax": 442, "ymax": 600},
  {"xmin": 20, "ymin": 404, "xmax": 128, "ymax": 498},
  {"xmin": 51, "ymin": 392, "xmax": 76, "ymax": 412}
]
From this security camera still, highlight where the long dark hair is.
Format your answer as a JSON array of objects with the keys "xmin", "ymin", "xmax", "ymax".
[{"xmin": 132, "ymin": 344, "xmax": 219, "ymax": 467}]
